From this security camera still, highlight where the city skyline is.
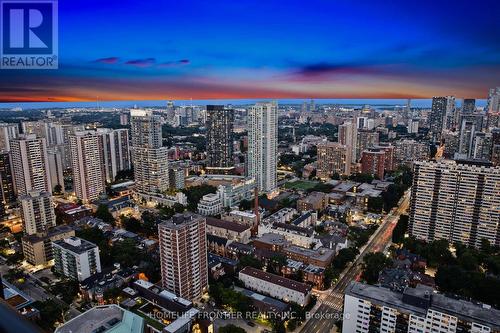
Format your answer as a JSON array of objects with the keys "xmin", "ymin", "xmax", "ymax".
[
  {"xmin": 1, "ymin": 1, "xmax": 500, "ymax": 332},
  {"xmin": 1, "ymin": 0, "xmax": 499, "ymax": 102}
]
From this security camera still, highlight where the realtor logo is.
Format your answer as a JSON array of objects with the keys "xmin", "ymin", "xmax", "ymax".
[{"xmin": 1, "ymin": 0, "xmax": 58, "ymax": 69}]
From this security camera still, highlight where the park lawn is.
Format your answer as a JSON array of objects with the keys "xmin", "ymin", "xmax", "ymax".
[{"xmin": 284, "ymin": 180, "xmax": 319, "ymax": 191}]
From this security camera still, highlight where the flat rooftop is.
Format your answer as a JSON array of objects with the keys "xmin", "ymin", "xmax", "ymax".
[
  {"xmin": 53, "ymin": 236, "xmax": 97, "ymax": 254},
  {"xmin": 255, "ymin": 233, "xmax": 289, "ymax": 246},
  {"xmin": 228, "ymin": 210, "xmax": 256, "ymax": 218},
  {"xmin": 333, "ymin": 181, "xmax": 360, "ymax": 193},
  {"xmin": 158, "ymin": 212, "xmax": 204, "ymax": 230},
  {"xmin": 22, "ymin": 224, "xmax": 76, "ymax": 243},
  {"xmin": 54, "ymin": 304, "xmax": 144, "ymax": 333},
  {"xmin": 284, "ymin": 245, "xmax": 334, "ymax": 262},
  {"xmin": 346, "ymin": 282, "xmax": 500, "ymax": 330}
]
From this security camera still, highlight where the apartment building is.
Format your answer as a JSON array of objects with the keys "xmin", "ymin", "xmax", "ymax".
[
  {"xmin": 409, "ymin": 160, "xmax": 500, "ymax": 248},
  {"xmin": 343, "ymin": 282, "xmax": 500, "ymax": 333},
  {"xmin": 53, "ymin": 237, "xmax": 101, "ymax": 281},
  {"xmin": 158, "ymin": 213, "xmax": 208, "ymax": 300}
]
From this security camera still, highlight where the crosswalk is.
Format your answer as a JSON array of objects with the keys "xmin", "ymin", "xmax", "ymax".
[{"xmin": 319, "ymin": 292, "xmax": 345, "ymax": 312}]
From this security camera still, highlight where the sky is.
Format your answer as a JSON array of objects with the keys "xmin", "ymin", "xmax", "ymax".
[{"xmin": 1, "ymin": 0, "xmax": 499, "ymax": 103}]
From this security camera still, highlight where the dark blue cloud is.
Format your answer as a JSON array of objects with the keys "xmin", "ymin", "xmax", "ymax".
[{"xmin": 124, "ymin": 58, "xmax": 156, "ymax": 67}]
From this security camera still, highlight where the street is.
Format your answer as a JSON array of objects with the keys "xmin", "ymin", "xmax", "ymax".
[{"xmin": 298, "ymin": 190, "xmax": 411, "ymax": 333}]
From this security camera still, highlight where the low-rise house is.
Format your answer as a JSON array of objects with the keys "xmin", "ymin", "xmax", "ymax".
[
  {"xmin": 317, "ymin": 233, "xmax": 348, "ymax": 253},
  {"xmin": 226, "ymin": 241, "xmax": 254, "ymax": 258},
  {"xmin": 207, "ymin": 234, "xmax": 229, "ymax": 256},
  {"xmin": 297, "ymin": 192, "xmax": 327, "ymax": 212},
  {"xmin": 80, "ymin": 266, "xmax": 137, "ymax": 301}
]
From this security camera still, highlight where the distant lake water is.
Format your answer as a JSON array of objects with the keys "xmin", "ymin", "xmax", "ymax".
[{"xmin": 0, "ymin": 98, "xmax": 487, "ymax": 110}]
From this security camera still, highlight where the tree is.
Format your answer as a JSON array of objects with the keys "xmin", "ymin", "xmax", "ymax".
[
  {"xmin": 95, "ymin": 204, "xmax": 115, "ymax": 225},
  {"xmin": 158, "ymin": 203, "xmax": 185, "ymax": 219},
  {"xmin": 382, "ymin": 184, "xmax": 405, "ymax": 211},
  {"xmin": 50, "ymin": 280, "xmax": 80, "ymax": 304},
  {"xmin": 349, "ymin": 173, "xmax": 374, "ymax": 183},
  {"xmin": 209, "ymin": 282, "xmax": 252, "ymax": 313},
  {"xmin": 307, "ymin": 182, "xmax": 334, "ymax": 193},
  {"xmin": 457, "ymin": 250, "xmax": 480, "ymax": 271},
  {"xmin": 219, "ymin": 325, "xmax": 246, "ymax": 333},
  {"xmin": 268, "ymin": 254, "xmax": 287, "ymax": 274},
  {"xmin": 332, "ymin": 248, "xmax": 359, "ymax": 270},
  {"xmin": 392, "ymin": 215, "xmax": 409, "ymax": 244},
  {"xmin": 422, "ymin": 239, "xmax": 454, "ymax": 267},
  {"xmin": 271, "ymin": 318, "xmax": 286, "ymax": 333},
  {"xmin": 103, "ymin": 287, "xmax": 122, "ymax": 302},
  {"xmin": 76, "ymin": 227, "xmax": 113, "ymax": 266},
  {"xmin": 35, "ymin": 300, "xmax": 68, "ymax": 330},
  {"xmin": 53, "ymin": 184, "xmax": 63, "ymax": 195},
  {"xmin": 182, "ymin": 184, "xmax": 217, "ymax": 211},
  {"xmin": 121, "ymin": 216, "xmax": 141, "ymax": 233},
  {"xmin": 361, "ymin": 252, "xmax": 392, "ymax": 284},
  {"xmin": 114, "ymin": 168, "xmax": 134, "ymax": 182},
  {"xmin": 141, "ymin": 210, "xmax": 159, "ymax": 236},
  {"xmin": 112, "ymin": 239, "xmax": 142, "ymax": 267},
  {"xmin": 141, "ymin": 253, "xmax": 161, "ymax": 283},
  {"xmin": 435, "ymin": 265, "xmax": 467, "ymax": 294},
  {"xmin": 238, "ymin": 255, "xmax": 263, "ymax": 270},
  {"xmin": 239, "ymin": 199, "xmax": 253, "ymax": 211},
  {"xmin": 367, "ymin": 196, "xmax": 384, "ymax": 213},
  {"xmin": 484, "ymin": 255, "xmax": 500, "ymax": 276}
]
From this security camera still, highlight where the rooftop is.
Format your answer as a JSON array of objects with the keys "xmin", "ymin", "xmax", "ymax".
[
  {"xmin": 227, "ymin": 241, "xmax": 254, "ymax": 253},
  {"xmin": 2, "ymin": 281, "xmax": 33, "ymax": 310},
  {"xmin": 206, "ymin": 217, "xmax": 250, "ymax": 233},
  {"xmin": 22, "ymin": 224, "xmax": 76, "ymax": 243},
  {"xmin": 228, "ymin": 210, "xmax": 256, "ymax": 218},
  {"xmin": 255, "ymin": 233, "xmax": 289, "ymax": 247},
  {"xmin": 158, "ymin": 213, "xmax": 204, "ymax": 230},
  {"xmin": 240, "ymin": 267, "xmax": 311, "ymax": 295},
  {"xmin": 53, "ymin": 236, "xmax": 98, "ymax": 254},
  {"xmin": 271, "ymin": 222, "xmax": 313, "ymax": 237},
  {"xmin": 299, "ymin": 191, "xmax": 326, "ymax": 202},
  {"xmin": 54, "ymin": 304, "xmax": 144, "ymax": 333},
  {"xmin": 207, "ymin": 234, "xmax": 229, "ymax": 246},
  {"xmin": 235, "ymin": 287, "xmax": 289, "ymax": 313},
  {"xmin": 346, "ymin": 282, "xmax": 500, "ymax": 330},
  {"xmin": 284, "ymin": 245, "xmax": 334, "ymax": 262},
  {"xmin": 291, "ymin": 211, "xmax": 314, "ymax": 226},
  {"xmin": 333, "ymin": 181, "xmax": 360, "ymax": 193}
]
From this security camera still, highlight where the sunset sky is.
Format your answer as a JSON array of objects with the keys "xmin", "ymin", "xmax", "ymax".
[{"xmin": 1, "ymin": 0, "xmax": 499, "ymax": 102}]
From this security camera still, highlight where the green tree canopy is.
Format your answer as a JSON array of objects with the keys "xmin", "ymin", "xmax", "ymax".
[
  {"xmin": 362, "ymin": 252, "xmax": 392, "ymax": 284},
  {"xmin": 392, "ymin": 215, "xmax": 409, "ymax": 244},
  {"xmin": 95, "ymin": 204, "xmax": 115, "ymax": 225},
  {"xmin": 182, "ymin": 184, "xmax": 217, "ymax": 211},
  {"xmin": 219, "ymin": 325, "xmax": 246, "ymax": 333}
]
